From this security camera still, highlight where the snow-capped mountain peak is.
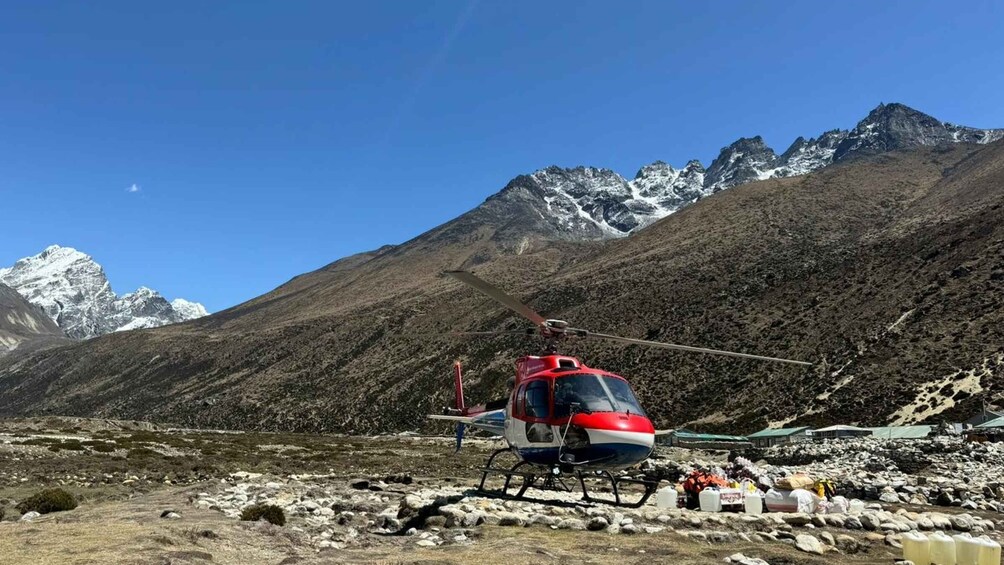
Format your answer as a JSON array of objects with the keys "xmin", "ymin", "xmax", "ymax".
[
  {"xmin": 704, "ymin": 136, "xmax": 779, "ymax": 192},
  {"xmin": 474, "ymin": 103, "xmax": 1002, "ymax": 244},
  {"xmin": 0, "ymin": 245, "xmax": 208, "ymax": 339},
  {"xmin": 171, "ymin": 298, "xmax": 209, "ymax": 320},
  {"xmin": 630, "ymin": 159, "xmax": 708, "ymax": 212},
  {"xmin": 768, "ymin": 129, "xmax": 847, "ymax": 178},
  {"xmin": 490, "ymin": 160, "xmax": 712, "ymax": 240},
  {"xmin": 833, "ymin": 102, "xmax": 1004, "ymax": 160}
]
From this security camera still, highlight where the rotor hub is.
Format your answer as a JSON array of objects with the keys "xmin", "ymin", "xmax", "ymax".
[{"xmin": 541, "ymin": 319, "xmax": 569, "ymax": 336}]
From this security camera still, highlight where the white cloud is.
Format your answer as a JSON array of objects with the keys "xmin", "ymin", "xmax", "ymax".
[{"xmin": 126, "ymin": 184, "xmax": 141, "ymax": 193}]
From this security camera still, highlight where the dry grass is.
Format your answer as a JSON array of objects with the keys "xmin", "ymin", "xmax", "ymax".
[
  {"xmin": 0, "ymin": 423, "xmax": 938, "ymax": 565},
  {"xmin": 0, "ymin": 491, "xmax": 904, "ymax": 565}
]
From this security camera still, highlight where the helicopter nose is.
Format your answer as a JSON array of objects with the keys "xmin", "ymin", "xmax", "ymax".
[
  {"xmin": 586, "ymin": 421, "xmax": 655, "ymax": 452},
  {"xmin": 572, "ymin": 412, "xmax": 655, "ymax": 437},
  {"xmin": 569, "ymin": 412, "xmax": 655, "ymax": 467}
]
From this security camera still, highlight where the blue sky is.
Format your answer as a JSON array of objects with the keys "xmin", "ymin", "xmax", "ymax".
[{"xmin": 2, "ymin": 1, "xmax": 1002, "ymax": 312}]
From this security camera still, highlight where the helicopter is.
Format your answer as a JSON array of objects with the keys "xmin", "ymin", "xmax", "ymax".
[{"xmin": 428, "ymin": 270, "xmax": 811, "ymax": 507}]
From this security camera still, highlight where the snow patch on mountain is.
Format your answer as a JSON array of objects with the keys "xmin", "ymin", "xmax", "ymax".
[
  {"xmin": 766, "ymin": 130, "xmax": 848, "ymax": 179},
  {"xmin": 505, "ymin": 162, "xmax": 715, "ymax": 238},
  {"xmin": 0, "ymin": 245, "xmax": 208, "ymax": 339},
  {"xmin": 171, "ymin": 298, "xmax": 209, "ymax": 320},
  {"xmin": 501, "ymin": 103, "xmax": 1002, "ymax": 240},
  {"xmin": 833, "ymin": 103, "xmax": 1004, "ymax": 161},
  {"xmin": 705, "ymin": 136, "xmax": 778, "ymax": 192},
  {"xmin": 630, "ymin": 160, "xmax": 708, "ymax": 214}
]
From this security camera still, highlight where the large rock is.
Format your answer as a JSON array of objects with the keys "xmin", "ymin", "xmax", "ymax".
[
  {"xmin": 795, "ymin": 534, "xmax": 825, "ymax": 555},
  {"xmin": 820, "ymin": 531, "xmax": 837, "ymax": 546},
  {"xmin": 436, "ymin": 505, "xmax": 466, "ymax": 528},
  {"xmin": 859, "ymin": 513, "xmax": 882, "ymax": 531},
  {"xmin": 496, "ymin": 512, "xmax": 524, "ymax": 527},
  {"xmin": 782, "ymin": 513, "xmax": 812, "ymax": 527},
  {"xmin": 949, "ymin": 514, "xmax": 973, "ymax": 532},
  {"xmin": 556, "ymin": 518, "xmax": 586, "ymax": 531},
  {"xmin": 587, "ymin": 517, "xmax": 609, "ymax": 531},
  {"xmin": 880, "ymin": 492, "xmax": 901, "ymax": 504},
  {"xmin": 825, "ymin": 514, "xmax": 846, "ymax": 528},
  {"xmin": 836, "ymin": 534, "xmax": 866, "ymax": 554},
  {"xmin": 725, "ymin": 553, "xmax": 770, "ymax": 565}
]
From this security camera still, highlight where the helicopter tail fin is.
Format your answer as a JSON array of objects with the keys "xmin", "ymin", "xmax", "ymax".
[{"xmin": 429, "ymin": 362, "xmax": 506, "ymax": 451}]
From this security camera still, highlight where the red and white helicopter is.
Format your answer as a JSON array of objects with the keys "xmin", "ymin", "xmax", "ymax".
[{"xmin": 429, "ymin": 271, "xmax": 810, "ymax": 507}]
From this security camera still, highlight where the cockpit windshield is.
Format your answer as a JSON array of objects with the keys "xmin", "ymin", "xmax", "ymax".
[{"xmin": 553, "ymin": 373, "xmax": 646, "ymax": 417}]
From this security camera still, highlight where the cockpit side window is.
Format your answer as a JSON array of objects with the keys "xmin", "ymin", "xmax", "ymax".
[
  {"xmin": 523, "ymin": 379, "xmax": 551, "ymax": 419},
  {"xmin": 513, "ymin": 383, "xmax": 525, "ymax": 415}
]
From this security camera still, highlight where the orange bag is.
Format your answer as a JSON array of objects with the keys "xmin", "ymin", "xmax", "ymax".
[{"xmin": 683, "ymin": 471, "xmax": 729, "ymax": 494}]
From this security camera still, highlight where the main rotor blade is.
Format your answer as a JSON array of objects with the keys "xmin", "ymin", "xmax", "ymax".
[
  {"xmin": 444, "ymin": 271, "xmax": 547, "ymax": 326},
  {"xmin": 445, "ymin": 330, "xmax": 536, "ymax": 337},
  {"xmin": 396, "ymin": 329, "xmax": 534, "ymax": 338},
  {"xmin": 572, "ymin": 329, "xmax": 812, "ymax": 366}
]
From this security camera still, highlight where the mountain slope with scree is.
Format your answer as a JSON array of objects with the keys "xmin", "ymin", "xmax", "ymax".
[{"xmin": 2, "ymin": 139, "xmax": 1003, "ymax": 433}]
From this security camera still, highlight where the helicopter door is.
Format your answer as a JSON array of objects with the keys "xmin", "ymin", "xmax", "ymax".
[
  {"xmin": 503, "ymin": 383, "xmax": 522, "ymax": 443},
  {"xmin": 522, "ymin": 380, "xmax": 554, "ymax": 443}
]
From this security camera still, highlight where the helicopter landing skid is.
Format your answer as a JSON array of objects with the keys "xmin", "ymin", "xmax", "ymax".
[
  {"xmin": 475, "ymin": 448, "xmax": 658, "ymax": 508},
  {"xmin": 576, "ymin": 470, "xmax": 659, "ymax": 508},
  {"xmin": 476, "ymin": 448, "xmax": 566, "ymax": 500}
]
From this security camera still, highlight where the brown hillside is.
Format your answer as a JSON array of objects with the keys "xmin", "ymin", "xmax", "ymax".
[{"xmin": 1, "ymin": 143, "xmax": 1002, "ymax": 433}]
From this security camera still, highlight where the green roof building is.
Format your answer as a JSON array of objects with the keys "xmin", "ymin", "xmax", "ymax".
[
  {"xmin": 747, "ymin": 426, "xmax": 812, "ymax": 447},
  {"xmin": 867, "ymin": 425, "xmax": 933, "ymax": 439},
  {"xmin": 665, "ymin": 430, "xmax": 751, "ymax": 449},
  {"xmin": 976, "ymin": 416, "xmax": 1004, "ymax": 429}
]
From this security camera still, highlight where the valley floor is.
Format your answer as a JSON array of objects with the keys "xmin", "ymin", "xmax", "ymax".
[{"xmin": 0, "ymin": 417, "xmax": 999, "ymax": 564}]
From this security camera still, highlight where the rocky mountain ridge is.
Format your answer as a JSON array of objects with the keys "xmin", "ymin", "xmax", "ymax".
[
  {"xmin": 0, "ymin": 282, "xmax": 67, "ymax": 355},
  {"xmin": 510, "ymin": 103, "xmax": 1003, "ymax": 238},
  {"xmin": 0, "ymin": 245, "xmax": 208, "ymax": 339}
]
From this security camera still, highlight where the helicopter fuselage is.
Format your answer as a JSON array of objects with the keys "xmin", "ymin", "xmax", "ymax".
[{"xmin": 502, "ymin": 354, "xmax": 655, "ymax": 471}]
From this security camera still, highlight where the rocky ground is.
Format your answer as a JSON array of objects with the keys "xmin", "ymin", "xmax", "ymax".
[
  {"xmin": 1, "ymin": 417, "xmax": 1001, "ymax": 564},
  {"xmin": 749, "ymin": 437, "xmax": 1004, "ymax": 512}
]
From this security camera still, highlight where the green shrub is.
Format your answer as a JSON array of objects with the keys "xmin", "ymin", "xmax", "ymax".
[
  {"xmin": 83, "ymin": 441, "xmax": 116, "ymax": 453},
  {"xmin": 63, "ymin": 440, "xmax": 86, "ymax": 450},
  {"xmin": 27, "ymin": 438, "xmax": 86, "ymax": 452},
  {"xmin": 19, "ymin": 437, "xmax": 61, "ymax": 446},
  {"xmin": 126, "ymin": 447, "xmax": 158, "ymax": 459},
  {"xmin": 15, "ymin": 488, "xmax": 78, "ymax": 515},
  {"xmin": 240, "ymin": 504, "xmax": 285, "ymax": 526},
  {"xmin": 47, "ymin": 440, "xmax": 85, "ymax": 452},
  {"xmin": 125, "ymin": 431, "xmax": 162, "ymax": 443}
]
